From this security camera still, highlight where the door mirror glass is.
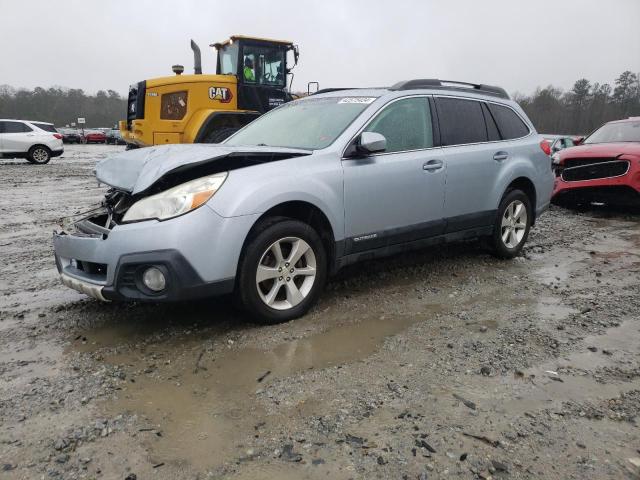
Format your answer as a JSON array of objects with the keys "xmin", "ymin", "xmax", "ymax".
[{"xmin": 357, "ymin": 132, "xmax": 386, "ymax": 154}]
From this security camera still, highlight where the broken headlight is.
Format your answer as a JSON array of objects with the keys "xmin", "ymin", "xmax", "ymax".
[{"xmin": 122, "ymin": 172, "xmax": 228, "ymax": 222}]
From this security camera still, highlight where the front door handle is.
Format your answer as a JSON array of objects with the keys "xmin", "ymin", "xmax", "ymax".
[
  {"xmin": 493, "ymin": 151, "xmax": 509, "ymax": 161},
  {"xmin": 423, "ymin": 159, "xmax": 443, "ymax": 172}
]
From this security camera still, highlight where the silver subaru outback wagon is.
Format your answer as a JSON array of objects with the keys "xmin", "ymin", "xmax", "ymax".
[{"xmin": 53, "ymin": 79, "xmax": 554, "ymax": 323}]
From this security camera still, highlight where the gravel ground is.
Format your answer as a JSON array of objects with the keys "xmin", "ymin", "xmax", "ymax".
[{"xmin": 1, "ymin": 144, "xmax": 639, "ymax": 479}]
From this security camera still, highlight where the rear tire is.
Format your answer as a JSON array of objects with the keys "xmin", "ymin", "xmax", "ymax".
[
  {"xmin": 204, "ymin": 127, "xmax": 239, "ymax": 144},
  {"xmin": 235, "ymin": 218, "xmax": 327, "ymax": 324},
  {"xmin": 27, "ymin": 145, "xmax": 51, "ymax": 164},
  {"xmin": 487, "ymin": 189, "xmax": 532, "ymax": 259}
]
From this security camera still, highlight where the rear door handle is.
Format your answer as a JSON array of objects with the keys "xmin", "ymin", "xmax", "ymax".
[
  {"xmin": 493, "ymin": 151, "xmax": 509, "ymax": 161},
  {"xmin": 423, "ymin": 159, "xmax": 444, "ymax": 172}
]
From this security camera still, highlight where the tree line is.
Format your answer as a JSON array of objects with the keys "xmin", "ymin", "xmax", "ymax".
[
  {"xmin": 0, "ymin": 85, "xmax": 126, "ymax": 128},
  {"xmin": 515, "ymin": 71, "xmax": 640, "ymax": 135},
  {"xmin": 1, "ymin": 71, "xmax": 639, "ymax": 133}
]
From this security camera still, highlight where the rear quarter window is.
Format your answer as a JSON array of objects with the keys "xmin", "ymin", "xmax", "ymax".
[
  {"xmin": 436, "ymin": 97, "xmax": 487, "ymax": 146},
  {"xmin": 32, "ymin": 122, "xmax": 57, "ymax": 133},
  {"xmin": 487, "ymin": 103, "xmax": 529, "ymax": 140}
]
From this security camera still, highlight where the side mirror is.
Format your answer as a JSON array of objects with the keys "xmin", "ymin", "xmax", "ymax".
[
  {"xmin": 356, "ymin": 132, "xmax": 386, "ymax": 155},
  {"xmin": 574, "ymin": 136, "xmax": 585, "ymax": 145}
]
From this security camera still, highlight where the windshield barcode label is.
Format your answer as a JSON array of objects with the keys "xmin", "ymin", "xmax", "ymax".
[{"xmin": 338, "ymin": 97, "xmax": 376, "ymax": 104}]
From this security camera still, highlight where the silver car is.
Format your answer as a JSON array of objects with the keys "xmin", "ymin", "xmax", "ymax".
[{"xmin": 53, "ymin": 79, "xmax": 554, "ymax": 323}]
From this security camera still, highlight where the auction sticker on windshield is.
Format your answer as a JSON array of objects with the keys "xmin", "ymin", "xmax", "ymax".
[{"xmin": 338, "ymin": 97, "xmax": 377, "ymax": 104}]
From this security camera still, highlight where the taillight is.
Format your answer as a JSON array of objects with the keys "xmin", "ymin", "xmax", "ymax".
[
  {"xmin": 53, "ymin": 133, "xmax": 63, "ymax": 139},
  {"xmin": 540, "ymin": 139, "xmax": 551, "ymax": 156}
]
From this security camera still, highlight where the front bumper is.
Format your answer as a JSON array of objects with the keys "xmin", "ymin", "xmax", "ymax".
[
  {"xmin": 53, "ymin": 205, "xmax": 259, "ymax": 302},
  {"xmin": 552, "ymin": 158, "xmax": 640, "ymax": 198}
]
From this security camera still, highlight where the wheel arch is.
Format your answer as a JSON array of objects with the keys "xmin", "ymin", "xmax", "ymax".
[
  {"xmin": 239, "ymin": 201, "xmax": 338, "ymax": 275},
  {"xmin": 192, "ymin": 111, "xmax": 260, "ymax": 143},
  {"xmin": 503, "ymin": 176, "xmax": 537, "ymax": 224},
  {"xmin": 29, "ymin": 143, "xmax": 52, "ymax": 152}
]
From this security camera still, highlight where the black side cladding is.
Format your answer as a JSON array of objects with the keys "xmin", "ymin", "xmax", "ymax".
[{"xmin": 143, "ymin": 151, "xmax": 311, "ymax": 195}]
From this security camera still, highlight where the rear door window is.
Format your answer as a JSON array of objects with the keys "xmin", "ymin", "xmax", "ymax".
[
  {"xmin": 2, "ymin": 121, "xmax": 32, "ymax": 133},
  {"xmin": 487, "ymin": 103, "xmax": 529, "ymax": 140},
  {"xmin": 363, "ymin": 97, "xmax": 434, "ymax": 153},
  {"xmin": 435, "ymin": 97, "xmax": 487, "ymax": 146}
]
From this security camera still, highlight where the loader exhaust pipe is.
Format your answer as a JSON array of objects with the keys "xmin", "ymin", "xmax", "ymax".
[{"xmin": 190, "ymin": 39, "xmax": 202, "ymax": 75}]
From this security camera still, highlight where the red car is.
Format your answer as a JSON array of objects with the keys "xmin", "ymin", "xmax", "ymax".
[
  {"xmin": 552, "ymin": 117, "xmax": 640, "ymax": 206},
  {"xmin": 84, "ymin": 131, "xmax": 107, "ymax": 144}
]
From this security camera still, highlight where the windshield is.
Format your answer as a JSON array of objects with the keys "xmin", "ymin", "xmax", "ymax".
[
  {"xmin": 585, "ymin": 120, "xmax": 640, "ymax": 144},
  {"xmin": 225, "ymin": 97, "xmax": 376, "ymax": 150}
]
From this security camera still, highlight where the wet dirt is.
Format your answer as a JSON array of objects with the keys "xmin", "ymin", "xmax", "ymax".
[{"xmin": 1, "ymin": 145, "xmax": 640, "ymax": 479}]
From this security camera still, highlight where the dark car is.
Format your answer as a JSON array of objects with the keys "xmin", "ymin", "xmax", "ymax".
[
  {"xmin": 552, "ymin": 117, "xmax": 640, "ymax": 206},
  {"xmin": 105, "ymin": 129, "xmax": 126, "ymax": 145},
  {"xmin": 84, "ymin": 131, "xmax": 107, "ymax": 144},
  {"xmin": 59, "ymin": 128, "xmax": 84, "ymax": 144}
]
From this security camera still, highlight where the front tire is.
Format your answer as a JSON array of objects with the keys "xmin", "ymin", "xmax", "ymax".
[
  {"xmin": 27, "ymin": 145, "xmax": 51, "ymax": 164},
  {"xmin": 235, "ymin": 218, "xmax": 327, "ymax": 324},
  {"xmin": 487, "ymin": 189, "xmax": 532, "ymax": 258}
]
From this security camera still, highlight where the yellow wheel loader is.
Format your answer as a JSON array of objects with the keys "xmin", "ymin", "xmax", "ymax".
[{"xmin": 119, "ymin": 35, "xmax": 299, "ymax": 148}]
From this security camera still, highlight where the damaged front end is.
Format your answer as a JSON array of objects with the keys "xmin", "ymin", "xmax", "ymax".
[
  {"xmin": 60, "ymin": 189, "xmax": 135, "ymax": 239},
  {"xmin": 53, "ymin": 143, "xmax": 310, "ymax": 302}
]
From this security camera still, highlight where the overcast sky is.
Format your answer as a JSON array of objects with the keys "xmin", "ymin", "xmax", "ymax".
[{"xmin": 1, "ymin": 0, "xmax": 639, "ymax": 96}]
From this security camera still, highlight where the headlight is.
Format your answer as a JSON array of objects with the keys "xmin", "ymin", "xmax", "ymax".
[
  {"xmin": 551, "ymin": 153, "xmax": 560, "ymax": 165},
  {"xmin": 122, "ymin": 172, "xmax": 227, "ymax": 222}
]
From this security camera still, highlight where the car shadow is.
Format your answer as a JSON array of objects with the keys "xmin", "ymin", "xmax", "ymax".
[
  {"xmin": 62, "ymin": 238, "xmax": 491, "ymax": 344},
  {"xmin": 555, "ymin": 202, "xmax": 640, "ymax": 219}
]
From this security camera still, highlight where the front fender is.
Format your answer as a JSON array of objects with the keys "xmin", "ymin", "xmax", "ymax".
[{"xmin": 207, "ymin": 154, "xmax": 345, "ymax": 241}]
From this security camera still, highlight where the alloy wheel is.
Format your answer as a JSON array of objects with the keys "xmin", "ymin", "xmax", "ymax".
[
  {"xmin": 32, "ymin": 148, "xmax": 48, "ymax": 163},
  {"xmin": 501, "ymin": 200, "xmax": 527, "ymax": 249},
  {"xmin": 255, "ymin": 236, "xmax": 317, "ymax": 310}
]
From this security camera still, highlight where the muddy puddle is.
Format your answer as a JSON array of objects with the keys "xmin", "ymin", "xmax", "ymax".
[
  {"xmin": 484, "ymin": 319, "xmax": 640, "ymax": 416},
  {"xmin": 73, "ymin": 310, "xmax": 441, "ymax": 470}
]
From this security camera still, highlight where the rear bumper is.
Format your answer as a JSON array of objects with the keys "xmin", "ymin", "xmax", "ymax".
[{"xmin": 51, "ymin": 149, "xmax": 64, "ymax": 158}]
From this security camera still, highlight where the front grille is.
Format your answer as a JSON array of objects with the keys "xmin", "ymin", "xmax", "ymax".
[
  {"xmin": 76, "ymin": 260, "xmax": 107, "ymax": 277},
  {"xmin": 64, "ymin": 190, "xmax": 133, "ymax": 239},
  {"xmin": 561, "ymin": 160, "xmax": 630, "ymax": 182},
  {"xmin": 564, "ymin": 158, "xmax": 614, "ymax": 169},
  {"xmin": 126, "ymin": 80, "xmax": 146, "ymax": 129}
]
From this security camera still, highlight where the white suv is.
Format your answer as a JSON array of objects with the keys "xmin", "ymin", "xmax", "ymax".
[{"xmin": 0, "ymin": 119, "xmax": 64, "ymax": 164}]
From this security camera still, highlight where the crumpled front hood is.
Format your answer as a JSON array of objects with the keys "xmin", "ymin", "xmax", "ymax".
[{"xmin": 96, "ymin": 144, "xmax": 310, "ymax": 194}]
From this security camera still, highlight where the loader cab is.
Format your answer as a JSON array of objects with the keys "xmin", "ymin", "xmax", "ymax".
[{"xmin": 213, "ymin": 36, "xmax": 298, "ymax": 113}]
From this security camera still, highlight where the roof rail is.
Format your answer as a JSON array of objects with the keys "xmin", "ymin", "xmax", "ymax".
[
  {"xmin": 312, "ymin": 87, "xmax": 359, "ymax": 95},
  {"xmin": 389, "ymin": 79, "xmax": 510, "ymax": 99}
]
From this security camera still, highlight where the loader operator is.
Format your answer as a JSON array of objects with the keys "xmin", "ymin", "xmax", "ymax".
[{"xmin": 243, "ymin": 57, "xmax": 255, "ymax": 82}]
